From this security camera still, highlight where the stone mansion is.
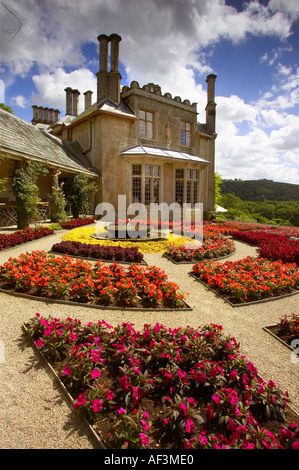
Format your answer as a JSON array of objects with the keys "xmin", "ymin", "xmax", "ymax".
[{"xmin": 0, "ymin": 33, "xmax": 217, "ymax": 220}]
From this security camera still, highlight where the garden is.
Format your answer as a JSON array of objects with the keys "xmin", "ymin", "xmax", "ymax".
[
  {"xmin": 23, "ymin": 313, "xmax": 299, "ymax": 449},
  {"xmin": 1, "ymin": 217, "xmax": 299, "ymax": 449}
]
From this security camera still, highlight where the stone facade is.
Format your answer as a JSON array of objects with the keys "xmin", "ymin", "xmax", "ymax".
[{"xmin": 33, "ymin": 33, "xmax": 217, "ymax": 219}]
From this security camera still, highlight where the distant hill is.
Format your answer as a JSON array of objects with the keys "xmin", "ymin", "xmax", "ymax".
[{"xmin": 220, "ymin": 179, "xmax": 299, "ymax": 201}]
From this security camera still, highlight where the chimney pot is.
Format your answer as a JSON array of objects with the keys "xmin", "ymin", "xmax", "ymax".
[
  {"xmin": 65, "ymin": 87, "xmax": 73, "ymax": 115},
  {"xmin": 84, "ymin": 90, "xmax": 93, "ymax": 110},
  {"xmin": 72, "ymin": 89, "xmax": 80, "ymax": 116}
]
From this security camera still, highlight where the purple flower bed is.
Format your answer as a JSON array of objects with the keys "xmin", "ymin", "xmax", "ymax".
[{"xmin": 51, "ymin": 240, "xmax": 144, "ymax": 263}]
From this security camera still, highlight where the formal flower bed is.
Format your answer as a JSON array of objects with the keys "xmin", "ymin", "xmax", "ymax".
[
  {"xmin": 232, "ymin": 230, "xmax": 299, "ymax": 265},
  {"xmin": 265, "ymin": 313, "xmax": 299, "ymax": 350},
  {"xmin": 62, "ymin": 225, "xmax": 193, "ymax": 254},
  {"xmin": 51, "ymin": 241, "xmax": 144, "ymax": 264},
  {"xmin": 60, "ymin": 218, "xmax": 95, "ymax": 229},
  {"xmin": 0, "ymin": 251, "xmax": 187, "ymax": 308},
  {"xmin": 24, "ymin": 314, "xmax": 299, "ymax": 449},
  {"xmin": 165, "ymin": 234, "xmax": 235, "ymax": 263},
  {"xmin": 0, "ymin": 227, "xmax": 54, "ymax": 251},
  {"xmin": 191, "ymin": 256, "xmax": 299, "ymax": 305}
]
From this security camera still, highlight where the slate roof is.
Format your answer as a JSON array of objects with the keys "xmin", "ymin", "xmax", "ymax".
[{"xmin": 0, "ymin": 108, "xmax": 98, "ymax": 176}]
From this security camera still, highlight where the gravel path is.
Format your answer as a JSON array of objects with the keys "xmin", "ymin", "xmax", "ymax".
[{"xmin": 0, "ymin": 230, "xmax": 298, "ymax": 449}]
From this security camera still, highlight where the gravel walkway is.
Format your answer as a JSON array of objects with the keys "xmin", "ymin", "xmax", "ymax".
[{"xmin": 0, "ymin": 229, "xmax": 298, "ymax": 449}]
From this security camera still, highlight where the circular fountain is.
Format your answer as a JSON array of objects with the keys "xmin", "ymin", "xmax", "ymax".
[{"xmin": 91, "ymin": 222, "xmax": 168, "ymax": 242}]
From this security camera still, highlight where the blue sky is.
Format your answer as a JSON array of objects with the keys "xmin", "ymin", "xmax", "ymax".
[{"xmin": 1, "ymin": 0, "xmax": 298, "ymax": 184}]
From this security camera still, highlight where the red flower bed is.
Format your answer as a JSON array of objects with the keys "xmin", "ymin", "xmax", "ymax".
[
  {"xmin": 51, "ymin": 240, "xmax": 144, "ymax": 263},
  {"xmin": 165, "ymin": 234, "xmax": 235, "ymax": 262},
  {"xmin": 191, "ymin": 256, "xmax": 299, "ymax": 304},
  {"xmin": 232, "ymin": 230, "xmax": 299, "ymax": 265},
  {"xmin": 24, "ymin": 314, "xmax": 299, "ymax": 449},
  {"xmin": 0, "ymin": 227, "xmax": 54, "ymax": 251},
  {"xmin": 60, "ymin": 218, "xmax": 95, "ymax": 229},
  {"xmin": 0, "ymin": 251, "xmax": 186, "ymax": 308}
]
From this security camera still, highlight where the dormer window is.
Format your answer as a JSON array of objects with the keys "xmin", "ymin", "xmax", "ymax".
[
  {"xmin": 139, "ymin": 109, "xmax": 153, "ymax": 139},
  {"xmin": 180, "ymin": 121, "xmax": 191, "ymax": 146}
]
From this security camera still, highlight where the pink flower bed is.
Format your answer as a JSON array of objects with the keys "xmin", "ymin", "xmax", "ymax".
[{"xmin": 24, "ymin": 314, "xmax": 299, "ymax": 449}]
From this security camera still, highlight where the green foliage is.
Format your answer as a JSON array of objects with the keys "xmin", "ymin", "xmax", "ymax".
[
  {"xmin": 214, "ymin": 172, "xmax": 223, "ymax": 208},
  {"xmin": 9, "ymin": 160, "xmax": 48, "ymax": 228},
  {"xmin": 48, "ymin": 171, "xmax": 68, "ymax": 223},
  {"xmin": 220, "ymin": 192, "xmax": 299, "ymax": 226},
  {"xmin": 0, "ymin": 103, "xmax": 14, "ymax": 114},
  {"xmin": 68, "ymin": 173, "xmax": 97, "ymax": 219}
]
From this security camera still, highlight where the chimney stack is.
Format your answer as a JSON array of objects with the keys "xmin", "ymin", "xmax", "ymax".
[
  {"xmin": 96, "ymin": 33, "xmax": 122, "ymax": 104},
  {"xmin": 205, "ymin": 74, "xmax": 217, "ymax": 133},
  {"xmin": 65, "ymin": 87, "xmax": 73, "ymax": 115},
  {"xmin": 31, "ymin": 106, "xmax": 60, "ymax": 126},
  {"xmin": 84, "ymin": 90, "xmax": 93, "ymax": 110},
  {"xmin": 72, "ymin": 89, "xmax": 80, "ymax": 116}
]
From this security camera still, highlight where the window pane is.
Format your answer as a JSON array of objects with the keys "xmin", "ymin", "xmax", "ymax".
[
  {"xmin": 132, "ymin": 164, "xmax": 141, "ymax": 175},
  {"xmin": 175, "ymin": 180, "xmax": 183, "ymax": 204},
  {"xmin": 187, "ymin": 169, "xmax": 191, "ymax": 179},
  {"xmin": 176, "ymin": 169, "xmax": 184, "ymax": 179},
  {"xmin": 193, "ymin": 170, "xmax": 198, "ymax": 180},
  {"xmin": 145, "ymin": 178, "xmax": 151, "ymax": 205},
  {"xmin": 146, "ymin": 111, "xmax": 153, "ymax": 122},
  {"xmin": 186, "ymin": 131, "xmax": 191, "ymax": 146},
  {"xmin": 132, "ymin": 178, "xmax": 141, "ymax": 203},
  {"xmin": 180, "ymin": 130, "xmax": 185, "ymax": 145},
  {"xmin": 153, "ymin": 179, "xmax": 159, "ymax": 203},
  {"xmin": 181, "ymin": 121, "xmax": 185, "ymax": 129},
  {"xmin": 153, "ymin": 165, "xmax": 160, "ymax": 176},
  {"xmin": 187, "ymin": 181, "xmax": 191, "ymax": 204},
  {"xmin": 145, "ymin": 164, "xmax": 151, "ymax": 176},
  {"xmin": 139, "ymin": 120, "xmax": 145, "ymax": 137},
  {"xmin": 139, "ymin": 110, "xmax": 145, "ymax": 120},
  {"xmin": 193, "ymin": 181, "xmax": 198, "ymax": 204},
  {"xmin": 186, "ymin": 123, "xmax": 191, "ymax": 131},
  {"xmin": 146, "ymin": 121, "xmax": 153, "ymax": 138}
]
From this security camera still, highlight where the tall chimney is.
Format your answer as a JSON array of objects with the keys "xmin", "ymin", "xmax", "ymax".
[
  {"xmin": 96, "ymin": 33, "xmax": 122, "ymax": 104},
  {"xmin": 65, "ymin": 87, "xmax": 73, "ymax": 115},
  {"xmin": 84, "ymin": 90, "xmax": 93, "ymax": 110},
  {"xmin": 110, "ymin": 33, "xmax": 121, "ymax": 72},
  {"xmin": 205, "ymin": 74, "xmax": 217, "ymax": 133},
  {"xmin": 72, "ymin": 89, "xmax": 80, "ymax": 116}
]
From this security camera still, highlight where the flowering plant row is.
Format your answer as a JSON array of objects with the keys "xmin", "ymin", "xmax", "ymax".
[
  {"xmin": 191, "ymin": 256, "xmax": 299, "ymax": 305},
  {"xmin": 62, "ymin": 225, "xmax": 193, "ymax": 254},
  {"xmin": 60, "ymin": 218, "xmax": 95, "ymax": 229},
  {"xmin": 232, "ymin": 230, "xmax": 299, "ymax": 265},
  {"xmin": 276, "ymin": 313, "xmax": 299, "ymax": 344},
  {"xmin": 0, "ymin": 251, "xmax": 186, "ymax": 308},
  {"xmin": 51, "ymin": 240, "xmax": 144, "ymax": 263},
  {"xmin": 25, "ymin": 314, "xmax": 299, "ymax": 449},
  {"xmin": 0, "ymin": 227, "xmax": 54, "ymax": 251},
  {"xmin": 165, "ymin": 234, "xmax": 235, "ymax": 263}
]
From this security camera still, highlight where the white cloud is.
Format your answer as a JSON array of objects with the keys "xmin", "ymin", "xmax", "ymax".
[
  {"xmin": 31, "ymin": 68, "xmax": 97, "ymax": 112},
  {"xmin": 11, "ymin": 95, "xmax": 29, "ymax": 108}
]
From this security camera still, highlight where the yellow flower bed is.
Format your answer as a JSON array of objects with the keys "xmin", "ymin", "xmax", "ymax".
[{"xmin": 62, "ymin": 225, "xmax": 194, "ymax": 253}]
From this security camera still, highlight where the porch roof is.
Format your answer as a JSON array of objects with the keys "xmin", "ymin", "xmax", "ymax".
[
  {"xmin": 0, "ymin": 108, "xmax": 98, "ymax": 176},
  {"xmin": 120, "ymin": 145, "xmax": 210, "ymax": 163}
]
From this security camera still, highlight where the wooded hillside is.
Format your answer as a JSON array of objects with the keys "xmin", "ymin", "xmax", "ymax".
[{"xmin": 220, "ymin": 179, "xmax": 299, "ymax": 201}]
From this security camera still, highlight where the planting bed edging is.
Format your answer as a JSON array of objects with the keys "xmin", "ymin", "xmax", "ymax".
[
  {"xmin": 189, "ymin": 273, "xmax": 299, "ymax": 308},
  {"xmin": 22, "ymin": 324, "xmax": 105, "ymax": 449},
  {"xmin": 0, "ymin": 288, "xmax": 193, "ymax": 311},
  {"xmin": 163, "ymin": 249, "xmax": 236, "ymax": 265},
  {"xmin": 263, "ymin": 325, "xmax": 298, "ymax": 352}
]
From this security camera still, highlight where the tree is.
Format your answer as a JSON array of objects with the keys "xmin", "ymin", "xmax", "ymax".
[
  {"xmin": 9, "ymin": 160, "xmax": 48, "ymax": 229},
  {"xmin": 68, "ymin": 173, "xmax": 97, "ymax": 219},
  {"xmin": 214, "ymin": 172, "xmax": 223, "ymax": 208},
  {"xmin": 0, "ymin": 103, "xmax": 14, "ymax": 114}
]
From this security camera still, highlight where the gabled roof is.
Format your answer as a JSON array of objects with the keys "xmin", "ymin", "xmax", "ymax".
[
  {"xmin": 68, "ymin": 98, "xmax": 136, "ymax": 127},
  {"xmin": 0, "ymin": 109, "xmax": 99, "ymax": 176},
  {"xmin": 120, "ymin": 145, "xmax": 210, "ymax": 163}
]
